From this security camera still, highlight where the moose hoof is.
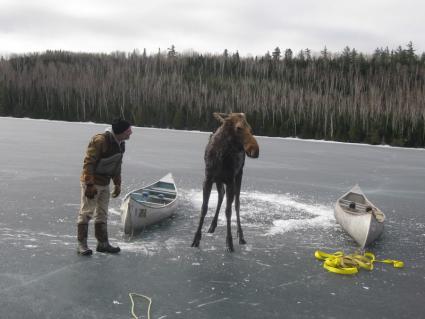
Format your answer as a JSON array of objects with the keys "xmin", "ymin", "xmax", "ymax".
[
  {"xmin": 239, "ymin": 238, "xmax": 247, "ymax": 245},
  {"xmin": 225, "ymin": 246, "xmax": 234, "ymax": 253},
  {"xmin": 191, "ymin": 240, "xmax": 200, "ymax": 248},
  {"xmin": 207, "ymin": 226, "xmax": 216, "ymax": 233},
  {"xmin": 226, "ymin": 238, "xmax": 234, "ymax": 252},
  {"xmin": 191, "ymin": 237, "xmax": 201, "ymax": 248},
  {"xmin": 191, "ymin": 232, "xmax": 202, "ymax": 248}
]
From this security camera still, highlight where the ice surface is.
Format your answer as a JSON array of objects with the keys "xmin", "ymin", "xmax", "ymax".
[{"xmin": 0, "ymin": 117, "xmax": 424, "ymax": 319}]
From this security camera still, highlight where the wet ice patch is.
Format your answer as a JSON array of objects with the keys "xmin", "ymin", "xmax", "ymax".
[
  {"xmin": 63, "ymin": 203, "xmax": 80, "ymax": 207},
  {"xmin": 259, "ymin": 193, "xmax": 334, "ymax": 235},
  {"xmin": 186, "ymin": 189, "xmax": 334, "ymax": 235},
  {"xmin": 118, "ymin": 236, "xmax": 187, "ymax": 255},
  {"xmin": 109, "ymin": 208, "xmax": 121, "ymax": 216},
  {"xmin": 189, "ymin": 188, "xmax": 219, "ymax": 209},
  {"xmin": 0, "ymin": 227, "xmax": 75, "ymax": 249},
  {"xmin": 24, "ymin": 244, "xmax": 38, "ymax": 248}
]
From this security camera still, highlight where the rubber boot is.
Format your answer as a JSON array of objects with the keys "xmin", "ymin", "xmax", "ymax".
[
  {"xmin": 95, "ymin": 223, "xmax": 121, "ymax": 254},
  {"xmin": 77, "ymin": 223, "xmax": 93, "ymax": 256}
]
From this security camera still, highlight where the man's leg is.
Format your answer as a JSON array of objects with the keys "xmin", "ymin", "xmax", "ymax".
[
  {"xmin": 76, "ymin": 184, "xmax": 95, "ymax": 256},
  {"xmin": 94, "ymin": 185, "xmax": 120, "ymax": 254}
]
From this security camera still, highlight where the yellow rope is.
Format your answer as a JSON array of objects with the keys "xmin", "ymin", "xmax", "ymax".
[
  {"xmin": 129, "ymin": 293, "xmax": 152, "ymax": 319},
  {"xmin": 314, "ymin": 250, "xmax": 404, "ymax": 275}
]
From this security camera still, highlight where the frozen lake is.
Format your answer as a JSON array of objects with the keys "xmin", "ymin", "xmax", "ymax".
[{"xmin": 0, "ymin": 117, "xmax": 424, "ymax": 318}]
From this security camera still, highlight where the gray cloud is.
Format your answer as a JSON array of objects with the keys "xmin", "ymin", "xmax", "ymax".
[{"xmin": 0, "ymin": 0, "xmax": 424, "ymax": 55}]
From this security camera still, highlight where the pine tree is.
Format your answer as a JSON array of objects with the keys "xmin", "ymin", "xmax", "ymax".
[
  {"xmin": 284, "ymin": 48, "xmax": 293, "ymax": 61},
  {"xmin": 272, "ymin": 47, "xmax": 281, "ymax": 61},
  {"xmin": 320, "ymin": 46, "xmax": 329, "ymax": 60},
  {"xmin": 167, "ymin": 45, "xmax": 177, "ymax": 58}
]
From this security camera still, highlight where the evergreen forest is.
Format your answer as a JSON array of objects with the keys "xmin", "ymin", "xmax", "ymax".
[{"xmin": 0, "ymin": 43, "xmax": 424, "ymax": 147}]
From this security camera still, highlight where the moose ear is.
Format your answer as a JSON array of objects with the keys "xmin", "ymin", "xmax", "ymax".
[{"xmin": 213, "ymin": 112, "xmax": 227, "ymax": 123}]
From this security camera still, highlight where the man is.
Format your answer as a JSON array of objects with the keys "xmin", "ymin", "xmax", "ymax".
[{"xmin": 77, "ymin": 118, "xmax": 132, "ymax": 255}]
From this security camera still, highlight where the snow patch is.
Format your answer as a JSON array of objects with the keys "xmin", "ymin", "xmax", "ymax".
[{"xmin": 186, "ymin": 189, "xmax": 334, "ymax": 235}]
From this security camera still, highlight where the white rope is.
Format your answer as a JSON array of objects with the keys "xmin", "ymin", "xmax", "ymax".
[{"xmin": 129, "ymin": 293, "xmax": 152, "ymax": 319}]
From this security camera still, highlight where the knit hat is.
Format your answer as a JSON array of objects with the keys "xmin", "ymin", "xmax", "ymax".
[{"xmin": 112, "ymin": 118, "xmax": 131, "ymax": 134}]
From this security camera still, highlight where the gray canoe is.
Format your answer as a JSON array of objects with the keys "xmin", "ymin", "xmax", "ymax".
[
  {"xmin": 334, "ymin": 184, "xmax": 385, "ymax": 248},
  {"xmin": 121, "ymin": 173, "xmax": 178, "ymax": 234}
]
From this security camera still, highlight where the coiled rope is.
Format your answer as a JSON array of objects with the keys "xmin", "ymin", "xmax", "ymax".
[
  {"xmin": 129, "ymin": 293, "xmax": 152, "ymax": 319},
  {"xmin": 314, "ymin": 250, "xmax": 404, "ymax": 275}
]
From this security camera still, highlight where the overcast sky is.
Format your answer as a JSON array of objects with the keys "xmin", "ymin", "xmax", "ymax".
[{"xmin": 1, "ymin": 0, "xmax": 423, "ymax": 57}]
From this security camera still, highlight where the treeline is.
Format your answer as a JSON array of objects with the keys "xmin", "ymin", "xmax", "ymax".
[{"xmin": 0, "ymin": 43, "xmax": 424, "ymax": 147}]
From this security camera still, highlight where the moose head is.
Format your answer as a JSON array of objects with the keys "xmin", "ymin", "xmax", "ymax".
[{"xmin": 213, "ymin": 112, "xmax": 259, "ymax": 158}]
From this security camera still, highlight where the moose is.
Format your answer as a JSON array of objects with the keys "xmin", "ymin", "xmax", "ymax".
[{"xmin": 191, "ymin": 112, "xmax": 259, "ymax": 252}]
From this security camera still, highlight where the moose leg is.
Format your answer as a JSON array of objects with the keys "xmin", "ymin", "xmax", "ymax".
[
  {"xmin": 207, "ymin": 182, "xmax": 225, "ymax": 233},
  {"xmin": 235, "ymin": 173, "xmax": 246, "ymax": 244},
  {"xmin": 224, "ymin": 183, "xmax": 235, "ymax": 252},
  {"xmin": 191, "ymin": 179, "xmax": 213, "ymax": 247}
]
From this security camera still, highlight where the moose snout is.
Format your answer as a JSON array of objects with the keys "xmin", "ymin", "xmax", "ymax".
[
  {"xmin": 244, "ymin": 136, "xmax": 259, "ymax": 158},
  {"xmin": 245, "ymin": 143, "xmax": 259, "ymax": 158},
  {"xmin": 248, "ymin": 148, "xmax": 259, "ymax": 158}
]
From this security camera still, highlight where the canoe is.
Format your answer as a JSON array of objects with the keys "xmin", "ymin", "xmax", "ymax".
[
  {"xmin": 334, "ymin": 184, "xmax": 385, "ymax": 248},
  {"xmin": 121, "ymin": 173, "xmax": 178, "ymax": 234}
]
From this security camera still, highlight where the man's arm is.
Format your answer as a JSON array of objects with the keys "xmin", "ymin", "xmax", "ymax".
[{"xmin": 82, "ymin": 135, "xmax": 104, "ymax": 185}]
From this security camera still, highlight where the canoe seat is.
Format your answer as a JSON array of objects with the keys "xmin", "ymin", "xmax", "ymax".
[
  {"xmin": 339, "ymin": 199, "xmax": 385, "ymax": 221},
  {"xmin": 342, "ymin": 192, "xmax": 367, "ymax": 204},
  {"xmin": 138, "ymin": 201, "xmax": 165, "ymax": 207},
  {"xmin": 131, "ymin": 198, "xmax": 171, "ymax": 207},
  {"xmin": 131, "ymin": 192, "xmax": 174, "ymax": 205},
  {"xmin": 339, "ymin": 199, "xmax": 370, "ymax": 212},
  {"xmin": 149, "ymin": 194, "xmax": 174, "ymax": 203},
  {"xmin": 145, "ymin": 187, "xmax": 177, "ymax": 195}
]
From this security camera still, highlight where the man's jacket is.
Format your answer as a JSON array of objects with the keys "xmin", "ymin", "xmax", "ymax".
[{"xmin": 80, "ymin": 131, "xmax": 125, "ymax": 186}]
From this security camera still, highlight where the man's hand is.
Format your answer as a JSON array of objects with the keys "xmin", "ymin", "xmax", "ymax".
[
  {"xmin": 84, "ymin": 184, "xmax": 97, "ymax": 199},
  {"xmin": 111, "ymin": 184, "xmax": 121, "ymax": 198}
]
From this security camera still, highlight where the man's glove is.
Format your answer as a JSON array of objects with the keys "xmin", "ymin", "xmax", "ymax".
[
  {"xmin": 84, "ymin": 184, "xmax": 97, "ymax": 199},
  {"xmin": 111, "ymin": 184, "xmax": 121, "ymax": 198}
]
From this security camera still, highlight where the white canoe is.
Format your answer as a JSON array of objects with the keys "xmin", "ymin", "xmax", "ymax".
[
  {"xmin": 121, "ymin": 173, "xmax": 178, "ymax": 234},
  {"xmin": 334, "ymin": 184, "xmax": 385, "ymax": 248}
]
